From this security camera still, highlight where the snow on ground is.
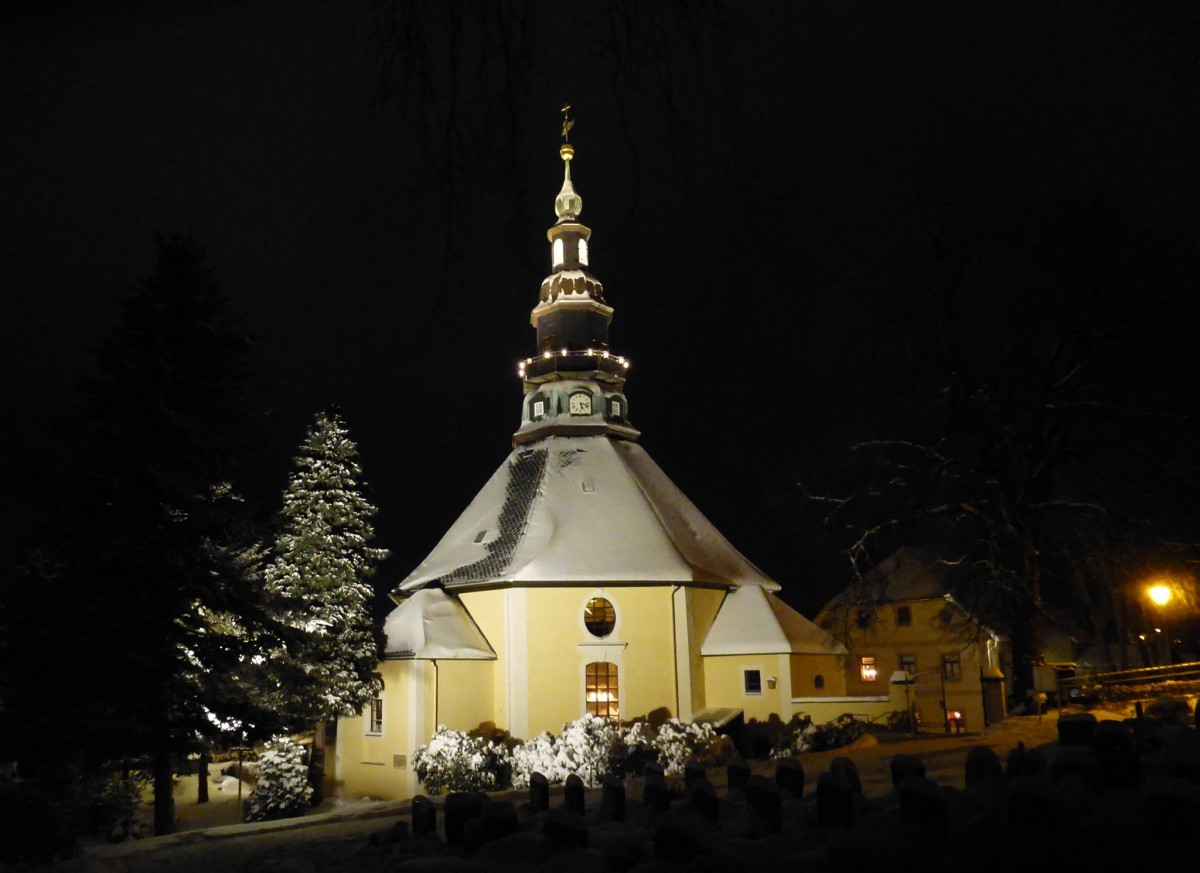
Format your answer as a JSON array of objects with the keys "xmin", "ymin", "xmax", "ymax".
[{"xmin": 58, "ymin": 708, "xmax": 1160, "ymax": 873}]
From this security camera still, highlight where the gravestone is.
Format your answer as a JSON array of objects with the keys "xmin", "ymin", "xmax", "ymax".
[
  {"xmin": 644, "ymin": 775, "xmax": 670, "ymax": 814},
  {"xmin": 481, "ymin": 800, "xmax": 519, "ymax": 844},
  {"xmin": 644, "ymin": 761, "xmax": 665, "ymax": 780},
  {"xmin": 890, "ymin": 754, "xmax": 925, "ymax": 789},
  {"xmin": 1007, "ymin": 775, "xmax": 1060, "ymax": 830},
  {"xmin": 689, "ymin": 779, "xmax": 719, "ymax": 824},
  {"xmin": 830, "ymin": 757, "xmax": 863, "ymax": 793},
  {"xmin": 745, "ymin": 775, "xmax": 781, "ymax": 833},
  {"xmin": 774, "ymin": 758, "xmax": 805, "ymax": 797},
  {"xmin": 1091, "ymin": 720, "xmax": 1140, "ymax": 788},
  {"xmin": 899, "ymin": 777, "xmax": 949, "ymax": 836},
  {"xmin": 1049, "ymin": 746, "xmax": 1102, "ymax": 794},
  {"xmin": 529, "ymin": 772, "xmax": 550, "ymax": 812},
  {"xmin": 684, "ymin": 762, "xmax": 706, "ymax": 791},
  {"xmin": 817, "ymin": 770, "xmax": 855, "ymax": 828},
  {"xmin": 564, "ymin": 774, "xmax": 586, "ymax": 816},
  {"xmin": 965, "ymin": 746, "xmax": 1005, "ymax": 787},
  {"xmin": 727, "ymin": 759, "xmax": 750, "ymax": 792},
  {"xmin": 1057, "ymin": 712, "xmax": 1098, "ymax": 746},
  {"xmin": 654, "ymin": 813, "xmax": 712, "ymax": 863},
  {"xmin": 543, "ymin": 807, "xmax": 589, "ymax": 849},
  {"xmin": 369, "ymin": 819, "xmax": 409, "ymax": 846},
  {"xmin": 411, "ymin": 795, "xmax": 437, "ymax": 835},
  {"xmin": 601, "ymin": 774, "xmax": 625, "ymax": 822},
  {"xmin": 444, "ymin": 792, "xmax": 485, "ymax": 845}
]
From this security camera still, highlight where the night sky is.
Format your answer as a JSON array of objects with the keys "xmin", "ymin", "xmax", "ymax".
[{"xmin": 4, "ymin": 2, "xmax": 1198, "ymax": 620}]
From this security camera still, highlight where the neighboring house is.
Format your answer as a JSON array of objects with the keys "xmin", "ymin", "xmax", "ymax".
[
  {"xmin": 815, "ymin": 549, "xmax": 1012, "ymax": 732},
  {"xmin": 334, "ymin": 134, "xmax": 846, "ymax": 801}
]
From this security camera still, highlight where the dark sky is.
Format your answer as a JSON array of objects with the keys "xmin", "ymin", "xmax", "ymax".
[{"xmin": 3, "ymin": 2, "xmax": 1198, "ymax": 618}]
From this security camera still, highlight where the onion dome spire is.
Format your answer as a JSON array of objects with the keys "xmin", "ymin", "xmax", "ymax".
[{"xmin": 555, "ymin": 104, "xmax": 583, "ymax": 222}]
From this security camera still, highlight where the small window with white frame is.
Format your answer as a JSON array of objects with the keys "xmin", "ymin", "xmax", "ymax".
[
  {"xmin": 367, "ymin": 696, "xmax": 383, "ymax": 735},
  {"xmin": 552, "ymin": 238, "xmax": 564, "ymax": 267},
  {"xmin": 743, "ymin": 669, "xmax": 763, "ymax": 695},
  {"xmin": 533, "ymin": 399, "xmax": 545, "ymax": 419},
  {"xmin": 942, "ymin": 652, "xmax": 962, "ymax": 681},
  {"xmin": 578, "ymin": 238, "xmax": 589, "ymax": 266}
]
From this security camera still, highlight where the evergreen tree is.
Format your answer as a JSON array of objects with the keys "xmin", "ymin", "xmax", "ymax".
[
  {"xmin": 2, "ymin": 234, "xmax": 271, "ymax": 836},
  {"xmin": 265, "ymin": 410, "xmax": 388, "ymax": 736}
]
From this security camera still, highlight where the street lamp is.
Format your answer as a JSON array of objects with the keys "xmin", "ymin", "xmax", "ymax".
[{"xmin": 1145, "ymin": 581, "xmax": 1176, "ymax": 665}]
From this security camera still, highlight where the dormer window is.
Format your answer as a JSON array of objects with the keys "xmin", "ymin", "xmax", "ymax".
[
  {"xmin": 552, "ymin": 238, "xmax": 564, "ymax": 267},
  {"xmin": 578, "ymin": 238, "xmax": 589, "ymax": 266},
  {"xmin": 608, "ymin": 397, "xmax": 623, "ymax": 420},
  {"xmin": 530, "ymin": 394, "xmax": 547, "ymax": 421},
  {"xmin": 568, "ymin": 392, "xmax": 592, "ymax": 415}
]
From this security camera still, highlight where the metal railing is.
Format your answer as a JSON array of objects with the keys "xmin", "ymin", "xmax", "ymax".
[{"xmin": 1057, "ymin": 660, "xmax": 1200, "ymax": 704}]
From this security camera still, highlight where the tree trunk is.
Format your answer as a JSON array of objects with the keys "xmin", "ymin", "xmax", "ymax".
[
  {"xmin": 309, "ymin": 720, "xmax": 326, "ymax": 807},
  {"xmin": 152, "ymin": 745, "xmax": 175, "ymax": 836},
  {"xmin": 197, "ymin": 750, "xmax": 210, "ymax": 804}
]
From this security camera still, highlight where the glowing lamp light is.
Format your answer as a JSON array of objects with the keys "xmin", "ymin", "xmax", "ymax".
[
  {"xmin": 543, "ymin": 351, "xmax": 552, "ymax": 359},
  {"xmin": 860, "ymin": 664, "xmax": 877, "ymax": 682},
  {"xmin": 1148, "ymin": 584, "xmax": 1173, "ymax": 607}
]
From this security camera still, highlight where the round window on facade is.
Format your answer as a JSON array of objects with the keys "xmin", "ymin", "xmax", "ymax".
[{"xmin": 584, "ymin": 597, "xmax": 616, "ymax": 637}]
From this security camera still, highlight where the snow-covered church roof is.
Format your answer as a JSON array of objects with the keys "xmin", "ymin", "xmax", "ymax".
[
  {"xmin": 701, "ymin": 585, "xmax": 845, "ymax": 655},
  {"xmin": 397, "ymin": 435, "xmax": 780, "ymax": 593},
  {"xmin": 382, "ymin": 586, "xmax": 496, "ymax": 660}
]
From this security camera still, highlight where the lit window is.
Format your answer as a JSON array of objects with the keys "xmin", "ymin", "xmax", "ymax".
[
  {"xmin": 744, "ymin": 669, "xmax": 762, "ymax": 695},
  {"xmin": 578, "ymin": 238, "xmax": 589, "ymax": 266},
  {"xmin": 552, "ymin": 238, "xmax": 564, "ymax": 267},
  {"xmin": 584, "ymin": 597, "xmax": 615, "ymax": 637},
  {"xmin": 860, "ymin": 656, "xmax": 878, "ymax": 682},
  {"xmin": 585, "ymin": 661, "xmax": 619, "ymax": 721},
  {"xmin": 900, "ymin": 654, "xmax": 917, "ymax": 674},
  {"xmin": 533, "ymin": 400, "xmax": 545, "ymax": 419},
  {"xmin": 942, "ymin": 653, "xmax": 962, "ymax": 681},
  {"xmin": 367, "ymin": 697, "xmax": 383, "ymax": 735},
  {"xmin": 896, "ymin": 606, "xmax": 912, "ymax": 626}
]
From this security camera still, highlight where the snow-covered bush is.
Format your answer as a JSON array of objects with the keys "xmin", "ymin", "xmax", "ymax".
[
  {"xmin": 623, "ymin": 718, "xmax": 722, "ymax": 775},
  {"xmin": 512, "ymin": 714, "xmax": 623, "ymax": 788},
  {"xmin": 413, "ymin": 726, "xmax": 512, "ymax": 794},
  {"xmin": 245, "ymin": 736, "xmax": 313, "ymax": 822},
  {"xmin": 770, "ymin": 714, "xmax": 868, "ymax": 758}
]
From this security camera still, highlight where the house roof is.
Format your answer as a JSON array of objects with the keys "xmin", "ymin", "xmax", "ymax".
[
  {"xmin": 822, "ymin": 547, "xmax": 951, "ymax": 608},
  {"xmin": 396, "ymin": 435, "xmax": 780, "ymax": 594},
  {"xmin": 701, "ymin": 585, "xmax": 845, "ymax": 655},
  {"xmin": 382, "ymin": 586, "xmax": 497, "ymax": 660}
]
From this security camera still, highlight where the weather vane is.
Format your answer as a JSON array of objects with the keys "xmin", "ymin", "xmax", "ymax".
[{"xmin": 561, "ymin": 103, "xmax": 574, "ymax": 143}]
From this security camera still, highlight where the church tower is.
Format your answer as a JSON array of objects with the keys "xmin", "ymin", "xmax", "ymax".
[{"xmin": 514, "ymin": 111, "xmax": 637, "ymax": 446}]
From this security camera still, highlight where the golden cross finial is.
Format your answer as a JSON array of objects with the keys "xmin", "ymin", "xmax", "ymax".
[{"xmin": 561, "ymin": 103, "xmax": 574, "ymax": 143}]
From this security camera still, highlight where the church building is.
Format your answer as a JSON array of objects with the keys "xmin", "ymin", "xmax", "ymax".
[{"xmin": 335, "ymin": 120, "xmax": 852, "ymax": 800}]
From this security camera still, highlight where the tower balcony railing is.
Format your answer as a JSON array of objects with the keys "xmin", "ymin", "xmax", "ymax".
[{"xmin": 518, "ymin": 348, "xmax": 631, "ymax": 381}]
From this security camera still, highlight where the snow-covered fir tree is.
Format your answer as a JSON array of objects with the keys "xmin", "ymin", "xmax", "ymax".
[{"xmin": 265, "ymin": 410, "xmax": 389, "ymax": 724}]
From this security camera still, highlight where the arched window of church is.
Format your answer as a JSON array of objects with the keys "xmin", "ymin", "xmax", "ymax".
[
  {"xmin": 584, "ymin": 597, "xmax": 616, "ymax": 637},
  {"xmin": 578, "ymin": 238, "xmax": 589, "ymax": 266},
  {"xmin": 585, "ymin": 661, "xmax": 619, "ymax": 721},
  {"xmin": 552, "ymin": 238, "xmax": 564, "ymax": 267}
]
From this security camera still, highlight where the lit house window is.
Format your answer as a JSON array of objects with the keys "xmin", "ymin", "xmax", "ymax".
[
  {"xmin": 896, "ymin": 606, "xmax": 912, "ymax": 626},
  {"xmin": 584, "ymin": 597, "xmax": 616, "ymax": 637},
  {"xmin": 367, "ymin": 697, "xmax": 383, "ymax": 735},
  {"xmin": 744, "ymin": 669, "xmax": 762, "ymax": 695},
  {"xmin": 860, "ymin": 656, "xmax": 878, "ymax": 682},
  {"xmin": 578, "ymin": 238, "xmax": 589, "ymax": 266},
  {"xmin": 586, "ymin": 661, "xmax": 619, "ymax": 721},
  {"xmin": 552, "ymin": 238, "xmax": 564, "ymax": 266},
  {"xmin": 942, "ymin": 652, "xmax": 962, "ymax": 681}
]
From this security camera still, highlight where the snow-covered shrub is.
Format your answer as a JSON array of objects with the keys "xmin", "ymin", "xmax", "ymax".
[
  {"xmin": 413, "ymin": 726, "xmax": 512, "ymax": 794},
  {"xmin": 245, "ymin": 736, "xmax": 313, "ymax": 822},
  {"xmin": 511, "ymin": 714, "xmax": 623, "ymax": 787},
  {"xmin": 623, "ymin": 718, "xmax": 722, "ymax": 775},
  {"xmin": 770, "ymin": 714, "xmax": 868, "ymax": 758},
  {"xmin": 86, "ymin": 774, "xmax": 147, "ymax": 842}
]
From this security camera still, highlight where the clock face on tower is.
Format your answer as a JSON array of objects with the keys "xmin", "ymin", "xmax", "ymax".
[{"xmin": 568, "ymin": 392, "xmax": 592, "ymax": 415}]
